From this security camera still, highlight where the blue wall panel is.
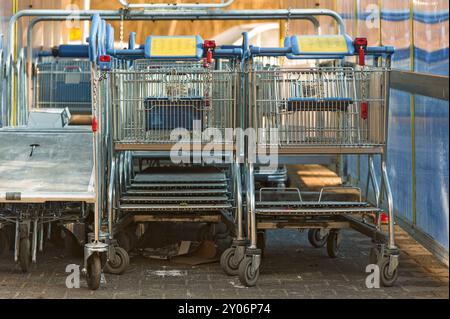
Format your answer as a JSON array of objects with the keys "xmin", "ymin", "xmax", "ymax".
[{"xmin": 415, "ymin": 95, "xmax": 449, "ymax": 249}]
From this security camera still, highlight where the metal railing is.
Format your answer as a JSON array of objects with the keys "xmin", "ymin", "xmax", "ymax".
[{"xmin": 118, "ymin": 0, "xmax": 235, "ymax": 10}]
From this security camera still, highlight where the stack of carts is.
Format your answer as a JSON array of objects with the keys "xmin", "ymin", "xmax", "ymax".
[
  {"xmin": 84, "ymin": 15, "xmax": 244, "ymax": 289},
  {"xmin": 0, "ymin": 42, "xmax": 95, "ymax": 272},
  {"xmin": 1, "ymin": 8, "xmax": 400, "ymax": 291}
]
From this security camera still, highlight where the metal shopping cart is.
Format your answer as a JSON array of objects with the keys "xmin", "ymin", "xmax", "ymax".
[
  {"xmin": 34, "ymin": 45, "xmax": 92, "ymax": 114},
  {"xmin": 84, "ymin": 14, "xmax": 244, "ymax": 289},
  {"xmin": 221, "ymin": 32, "xmax": 400, "ymax": 287},
  {"xmin": 0, "ymin": 38, "xmax": 95, "ymax": 270}
]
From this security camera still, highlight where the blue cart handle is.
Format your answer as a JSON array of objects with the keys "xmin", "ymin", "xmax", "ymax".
[
  {"xmin": 89, "ymin": 14, "xmax": 100, "ymax": 62},
  {"xmin": 129, "ymin": 32, "xmax": 136, "ymax": 50}
]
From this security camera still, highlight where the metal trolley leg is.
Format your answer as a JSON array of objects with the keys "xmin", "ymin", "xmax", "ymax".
[
  {"xmin": 237, "ymin": 163, "xmax": 261, "ymax": 287},
  {"xmin": 220, "ymin": 161, "xmax": 246, "ymax": 276},
  {"xmin": 368, "ymin": 156, "xmax": 399, "ymax": 287}
]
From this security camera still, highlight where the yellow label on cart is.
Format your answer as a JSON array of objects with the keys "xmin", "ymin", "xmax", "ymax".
[
  {"xmin": 296, "ymin": 35, "xmax": 349, "ymax": 53},
  {"xmin": 151, "ymin": 37, "xmax": 197, "ymax": 57},
  {"xmin": 69, "ymin": 27, "xmax": 82, "ymax": 41}
]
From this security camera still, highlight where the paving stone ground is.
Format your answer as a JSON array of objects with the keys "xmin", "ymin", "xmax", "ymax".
[{"xmin": 0, "ymin": 225, "xmax": 448, "ymax": 299}]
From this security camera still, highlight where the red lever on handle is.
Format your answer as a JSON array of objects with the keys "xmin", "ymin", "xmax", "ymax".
[
  {"xmin": 358, "ymin": 48, "xmax": 365, "ymax": 66},
  {"xmin": 203, "ymin": 40, "xmax": 216, "ymax": 67},
  {"xmin": 92, "ymin": 116, "xmax": 98, "ymax": 132},
  {"xmin": 361, "ymin": 102, "xmax": 368, "ymax": 120},
  {"xmin": 354, "ymin": 37, "xmax": 368, "ymax": 66}
]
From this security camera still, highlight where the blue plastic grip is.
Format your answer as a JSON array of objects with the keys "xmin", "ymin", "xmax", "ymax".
[
  {"xmin": 129, "ymin": 32, "xmax": 136, "ymax": 50},
  {"xmin": 98, "ymin": 19, "xmax": 106, "ymax": 59},
  {"xmin": 106, "ymin": 23, "xmax": 115, "ymax": 52},
  {"xmin": 89, "ymin": 14, "xmax": 100, "ymax": 62}
]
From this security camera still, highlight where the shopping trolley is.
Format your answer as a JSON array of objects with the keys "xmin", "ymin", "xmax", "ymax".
[
  {"xmin": 34, "ymin": 45, "xmax": 92, "ymax": 114},
  {"xmin": 0, "ymin": 39, "xmax": 95, "ymax": 270},
  {"xmin": 84, "ymin": 14, "xmax": 244, "ymax": 289},
  {"xmin": 220, "ymin": 32, "xmax": 400, "ymax": 287}
]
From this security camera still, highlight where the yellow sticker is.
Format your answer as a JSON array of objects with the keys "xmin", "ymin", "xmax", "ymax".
[
  {"xmin": 69, "ymin": 27, "xmax": 82, "ymax": 41},
  {"xmin": 296, "ymin": 36, "xmax": 349, "ymax": 53},
  {"xmin": 151, "ymin": 37, "xmax": 197, "ymax": 57}
]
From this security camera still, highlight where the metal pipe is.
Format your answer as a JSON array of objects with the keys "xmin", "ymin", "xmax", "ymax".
[
  {"xmin": 32, "ymin": 217, "xmax": 38, "ymax": 263},
  {"xmin": 26, "ymin": 15, "xmax": 322, "ymax": 64},
  {"xmin": 107, "ymin": 155, "xmax": 116, "ymax": 237},
  {"xmin": 234, "ymin": 161, "xmax": 243, "ymax": 241},
  {"xmin": 368, "ymin": 155, "xmax": 380, "ymax": 205},
  {"xmin": 118, "ymin": 0, "xmax": 234, "ymax": 9},
  {"xmin": 14, "ymin": 219, "xmax": 19, "ymax": 262},
  {"xmin": 381, "ymin": 157, "xmax": 396, "ymax": 250},
  {"xmin": 39, "ymin": 213, "xmax": 44, "ymax": 252},
  {"xmin": 248, "ymin": 163, "xmax": 256, "ymax": 249},
  {"xmin": 10, "ymin": 9, "xmax": 347, "ymax": 60}
]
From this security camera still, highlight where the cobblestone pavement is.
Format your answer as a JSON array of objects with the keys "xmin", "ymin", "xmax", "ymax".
[{"xmin": 0, "ymin": 225, "xmax": 448, "ymax": 299}]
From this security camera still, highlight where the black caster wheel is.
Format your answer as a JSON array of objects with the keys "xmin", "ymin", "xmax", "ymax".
[
  {"xmin": 326, "ymin": 230, "xmax": 341, "ymax": 258},
  {"xmin": 86, "ymin": 253, "xmax": 102, "ymax": 290},
  {"xmin": 379, "ymin": 257, "xmax": 399, "ymax": 287},
  {"xmin": 0, "ymin": 229, "xmax": 9, "ymax": 256},
  {"xmin": 19, "ymin": 237, "xmax": 32, "ymax": 272},
  {"xmin": 238, "ymin": 256, "xmax": 260, "ymax": 287},
  {"xmin": 64, "ymin": 231, "xmax": 83, "ymax": 258},
  {"xmin": 104, "ymin": 247, "xmax": 129, "ymax": 275},
  {"xmin": 116, "ymin": 231, "xmax": 132, "ymax": 252},
  {"xmin": 220, "ymin": 247, "xmax": 240, "ymax": 276},
  {"xmin": 308, "ymin": 228, "xmax": 328, "ymax": 248}
]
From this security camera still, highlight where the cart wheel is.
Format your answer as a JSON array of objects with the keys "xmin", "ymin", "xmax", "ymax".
[
  {"xmin": 257, "ymin": 232, "xmax": 266, "ymax": 257},
  {"xmin": 19, "ymin": 237, "xmax": 32, "ymax": 272},
  {"xmin": 64, "ymin": 231, "xmax": 83, "ymax": 258},
  {"xmin": 308, "ymin": 228, "xmax": 328, "ymax": 248},
  {"xmin": 379, "ymin": 258, "xmax": 399, "ymax": 287},
  {"xmin": 238, "ymin": 256, "xmax": 260, "ymax": 287},
  {"xmin": 86, "ymin": 253, "xmax": 102, "ymax": 290},
  {"xmin": 220, "ymin": 247, "xmax": 240, "ymax": 276},
  {"xmin": 104, "ymin": 247, "xmax": 129, "ymax": 275},
  {"xmin": 326, "ymin": 230, "xmax": 341, "ymax": 258},
  {"xmin": 116, "ymin": 231, "xmax": 132, "ymax": 252},
  {"xmin": 0, "ymin": 229, "xmax": 9, "ymax": 256}
]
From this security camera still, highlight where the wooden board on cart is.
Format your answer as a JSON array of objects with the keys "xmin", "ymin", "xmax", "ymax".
[{"xmin": 287, "ymin": 164, "xmax": 361, "ymax": 201}]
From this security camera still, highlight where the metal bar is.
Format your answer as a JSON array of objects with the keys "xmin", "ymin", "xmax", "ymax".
[
  {"xmin": 381, "ymin": 157, "xmax": 396, "ymax": 249},
  {"xmin": 118, "ymin": 0, "xmax": 235, "ymax": 9},
  {"xmin": 391, "ymin": 70, "xmax": 449, "ymax": 101},
  {"xmin": 409, "ymin": 0, "xmax": 417, "ymax": 228},
  {"xmin": 9, "ymin": 8, "xmax": 347, "ymax": 59},
  {"xmin": 132, "ymin": 215, "xmax": 222, "ymax": 223},
  {"xmin": 257, "ymin": 221, "xmax": 351, "ymax": 230},
  {"xmin": 344, "ymin": 215, "xmax": 388, "ymax": 243},
  {"xmin": 0, "ymin": 193, "xmax": 96, "ymax": 203}
]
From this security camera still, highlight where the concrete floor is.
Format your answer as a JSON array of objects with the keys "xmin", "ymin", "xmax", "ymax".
[{"xmin": 0, "ymin": 225, "xmax": 447, "ymax": 299}]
